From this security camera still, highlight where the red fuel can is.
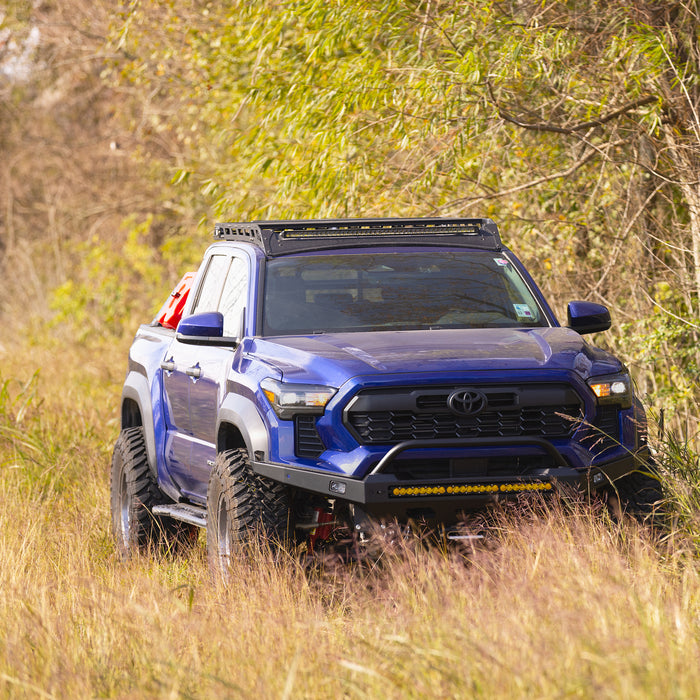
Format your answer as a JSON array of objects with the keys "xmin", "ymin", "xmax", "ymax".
[{"xmin": 155, "ymin": 271, "xmax": 196, "ymax": 330}]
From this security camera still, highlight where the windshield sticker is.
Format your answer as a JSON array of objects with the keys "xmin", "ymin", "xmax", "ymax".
[
  {"xmin": 513, "ymin": 303, "xmax": 534, "ymax": 319},
  {"xmin": 494, "ymin": 258, "xmax": 510, "ymax": 267}
]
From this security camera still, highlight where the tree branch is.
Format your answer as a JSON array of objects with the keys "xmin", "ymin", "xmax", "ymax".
[
  {"xmin": 434, "ymin": 138, "xmax": 628, "ymax": 213},
  {"xmin": 496, "ymin": 95, "xmax": 658, "ymax": 134}
]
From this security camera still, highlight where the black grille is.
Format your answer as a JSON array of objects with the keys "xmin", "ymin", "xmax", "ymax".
[
  {"xmin": 345, "ymin": 384, "xmax": 584, "ymax": 444},
  {"xmin": 294, "ymin": 415, "xmax": 325, "ymax": 458},
  {"xmin": 347, "ymin": 405, "xmax": 581, "ymax": 443}
]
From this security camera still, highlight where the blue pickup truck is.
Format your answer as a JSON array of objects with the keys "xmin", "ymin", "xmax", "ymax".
[{"xmin": 110, "ymin": 217, "xmax": 659, "ymax": 567}]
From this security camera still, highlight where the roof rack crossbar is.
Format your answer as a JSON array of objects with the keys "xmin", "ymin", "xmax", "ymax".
[
  {"xmin": 214, "ymin": 217, "xmax": 501, "ymax": 255},
  {"xmin": 214, "ymin": 223, "xmax": 265, "ymax": 248}
]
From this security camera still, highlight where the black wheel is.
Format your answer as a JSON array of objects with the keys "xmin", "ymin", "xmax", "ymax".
[
  {"xmin": 605, "ymin": 469, "xmax": 665, "ymax": 525},
  {"xmin": 110, "ymin": 427, "xmax": 197, "ymax": 558},
  {"xmin": 207, "ymin": 448, "xmax": 292, "ymax": 576}
]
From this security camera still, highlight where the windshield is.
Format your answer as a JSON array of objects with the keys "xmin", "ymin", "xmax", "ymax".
[{"xmin": 262, "ymin": 250, "xmax": 548, "ymax": 335}]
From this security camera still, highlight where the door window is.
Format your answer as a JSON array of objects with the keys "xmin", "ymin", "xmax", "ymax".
[
  {"xmin": 219, "ymin": 257, "xmax": 248, "ymax": 336},
  {"xmin": 192, "ymin": 255, "xmax": 230, "ymax": 313}
]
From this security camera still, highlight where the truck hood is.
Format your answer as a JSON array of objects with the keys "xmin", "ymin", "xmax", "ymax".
[{"xmin": 248, "ymin": 327, "xmax": 622, "ymax": 386}]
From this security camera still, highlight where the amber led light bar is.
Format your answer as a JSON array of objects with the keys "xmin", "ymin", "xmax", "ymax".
[{"xmin": 389, "ymin": 482, "xmax": 553, "ymax": 498}]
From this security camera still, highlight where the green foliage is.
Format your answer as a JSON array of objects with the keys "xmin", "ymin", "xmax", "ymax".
[
  {"xmin": 620, "ymin": 276, "xmax": 700, "ymax": 418},
  {"xmin": 655, "ymin": 428, "xmax": 700, "ymax": 550},
  {"xmin": 0, "ymin": 0, "xmax": 34, "ymax": 28},
  {"xmin": 50, "ymin": 216, "xmax": 165, "ymax": 340},
  {"xmin": 0, "ymin": 370, "xmax": 67, "ymax": 496},
  {"xmin": 108, "ymin": 1, "xmax": 686, "ymax": 220},
  {"xmin": 0, "ymin": 370, "xmax": 41, "ymax": 450}
]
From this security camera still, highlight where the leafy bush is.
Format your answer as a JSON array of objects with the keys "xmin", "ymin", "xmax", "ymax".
[{"xmin": 49, "ymin": 216, "xmax": 165, "ymax": 340}]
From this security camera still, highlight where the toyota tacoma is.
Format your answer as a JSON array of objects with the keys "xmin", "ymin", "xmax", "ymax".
[{"xmin": 110, "ymin": 217, "xmax": 660, "ymax": 568}]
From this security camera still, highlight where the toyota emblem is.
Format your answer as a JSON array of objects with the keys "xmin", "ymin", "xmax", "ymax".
[{"xmin": 448, "ymin": 389, "xmax": 487, "ymax": 416}]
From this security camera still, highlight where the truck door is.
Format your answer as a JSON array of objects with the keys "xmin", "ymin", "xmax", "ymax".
[
  {"xmin": 188, "ymin": 255, "xmax": 248, "ymax": 497},
  {"xmin": 162, "ymin": 252, "xmax": 248, "ymax": 503}
]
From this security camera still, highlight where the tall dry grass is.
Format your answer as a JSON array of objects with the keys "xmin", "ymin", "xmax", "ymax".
[{"xmin": 2, "ymin": 337, "xmax": 700, "ymax": 699}]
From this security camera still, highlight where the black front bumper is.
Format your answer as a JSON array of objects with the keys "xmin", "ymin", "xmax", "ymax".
[{"xmin": 252, "ymin": 437, "xmax": 646, "ymax": 517}]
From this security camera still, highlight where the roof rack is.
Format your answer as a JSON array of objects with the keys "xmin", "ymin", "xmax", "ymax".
[{"xmin": 213, "ymin": 217, "xmax": 502, "ymax": 256}]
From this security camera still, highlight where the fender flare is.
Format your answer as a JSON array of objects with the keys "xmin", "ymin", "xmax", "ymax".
[
  {"xmin": 217, "ymin": 392, "xmax": 270, "ymax": 459},
  {"xmin": 121, "ymin": 371, "xmax": 158, "ymax": 480}
]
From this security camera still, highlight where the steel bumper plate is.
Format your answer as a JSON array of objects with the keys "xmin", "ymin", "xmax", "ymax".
[{"xmin": 251, "ymin": 453, "xmax": 639, "ymax": 508}]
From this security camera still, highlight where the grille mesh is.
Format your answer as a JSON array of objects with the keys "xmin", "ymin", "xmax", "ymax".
[
  {"xmin": 295, "ymin": 386, "xmax": 623, "ymax": 461},
  {"xmin": 347, "ymin": 405, "xmax": 581, "ymax": 444}
]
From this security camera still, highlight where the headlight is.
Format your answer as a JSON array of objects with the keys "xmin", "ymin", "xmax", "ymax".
[
  {"xmin": 260, "ymin": 378, "xmax": 337, "ymax": 419},
  {"xmin": 587, "ymin": 372, "xmax": 632, "ymax": 408}
]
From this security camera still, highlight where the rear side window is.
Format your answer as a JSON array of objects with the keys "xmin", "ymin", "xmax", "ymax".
[
  {"xmin": 192, "ymin": 254, "xmax": 249, "ymax": 337},
  {"xmin": 219, "ymin": 258, "xmax": 248, "ymax": 336},
  {"xmin": 192, "ymin": 255, "xmax": 230, "ymax": 314}
]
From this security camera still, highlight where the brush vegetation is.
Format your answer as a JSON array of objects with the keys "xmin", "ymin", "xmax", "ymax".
[
  {"xmin": 2, "ymin": 343, "xmax": 700, "ymax": 699},
  {"xmin": 1, "ymin": 345, "xmax": 700, "ymax": 698},
  {"xmin": 2, "ymin": 1, "xmax": 700, "ymax": 697}
]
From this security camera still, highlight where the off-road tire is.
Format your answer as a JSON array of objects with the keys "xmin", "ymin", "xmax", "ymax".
[
  {"xmin": 110, "ymin": 427, "xmax": 197, "ymax": 558},
  {"xmin": 606, "ymin": 469, "xmax": 665, "ymax": 525},
  {"xmin": 207, "ymin": 448, "xmax": 292, "ymax": 577}
]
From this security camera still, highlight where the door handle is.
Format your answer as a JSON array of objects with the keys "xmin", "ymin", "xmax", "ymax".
[
  {"xmin": 160, "ymin": 359, "xmax": 176, "ymax": 372},
  {"xmin": 186, "ymin": 364, "xmax": 201, "ymax": 379}
]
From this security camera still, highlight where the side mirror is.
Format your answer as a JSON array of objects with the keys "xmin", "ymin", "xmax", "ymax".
[
  {"xmin": 567, "ymin": 301, "xmax": 611, "ymax": 335},
  {"xmin": 177, "ymin": 311, "xmax": 224, "ymax": 337},
  {"xmin": 176, "ymin": 312, "xmax": 238, "ymax": 346}
]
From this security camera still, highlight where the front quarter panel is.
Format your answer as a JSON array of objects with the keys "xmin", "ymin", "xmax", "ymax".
[{"xmin": 120, "ymin": 327, "xmax": 182, "ymax": 501}]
